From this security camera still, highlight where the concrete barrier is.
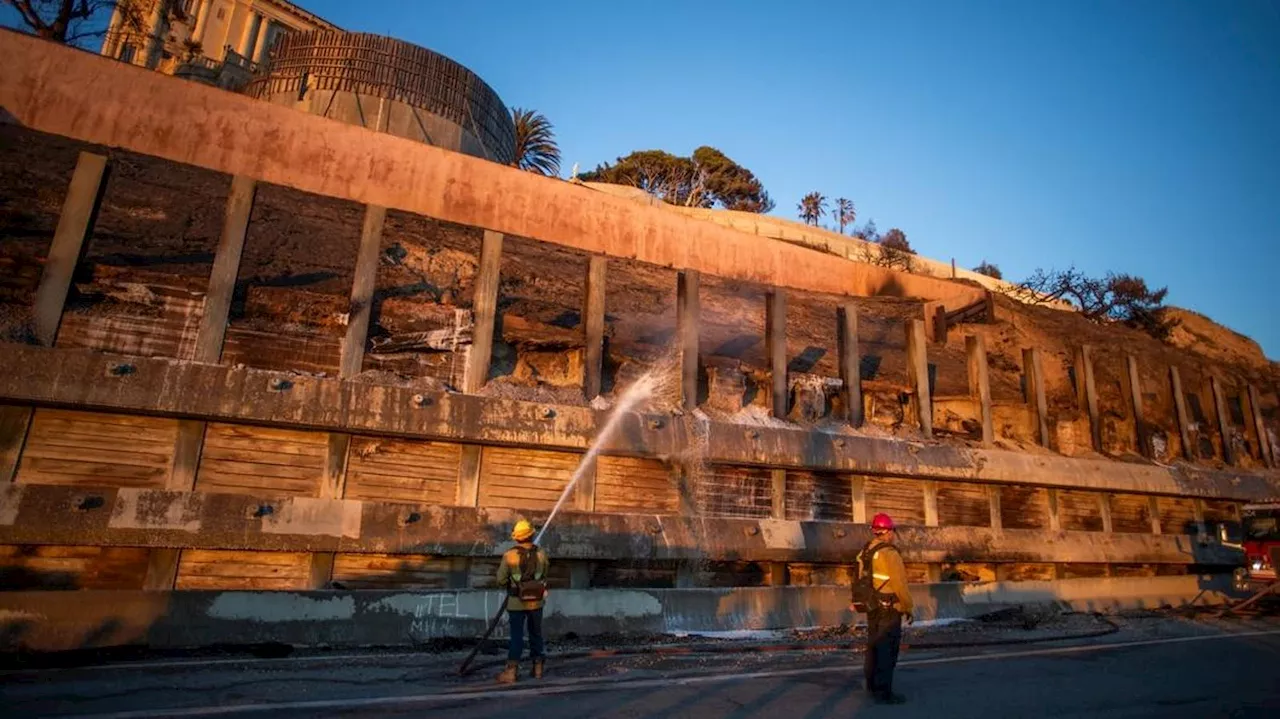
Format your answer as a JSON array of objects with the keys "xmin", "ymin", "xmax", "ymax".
[{"xmin": 0, "ymin": 575, "xmax": 1236, "ymax": 653}]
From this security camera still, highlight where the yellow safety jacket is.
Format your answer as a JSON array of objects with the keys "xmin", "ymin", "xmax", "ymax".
[
  {"xmin": 861, "ymin": 537, "xmax": 914, "ymax": 614},
  {"xmin": 495, "ymin": 542, "xmax": 550, "ymax": 612}
]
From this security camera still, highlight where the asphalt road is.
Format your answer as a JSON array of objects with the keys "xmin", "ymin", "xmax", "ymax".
[{"xmin": 3, "ymin": 625, "xmax": 1278, "ymax": 718}]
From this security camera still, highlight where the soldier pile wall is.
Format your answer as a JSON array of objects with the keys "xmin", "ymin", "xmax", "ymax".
[{"xmin": 0, "ymin": 31, "xmax": 1277, "ymax": 598}]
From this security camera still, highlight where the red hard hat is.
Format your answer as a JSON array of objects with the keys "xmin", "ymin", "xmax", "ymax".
[{"xmin": 871, "ymin": 513, "xmax": 895, "ymax": 531}]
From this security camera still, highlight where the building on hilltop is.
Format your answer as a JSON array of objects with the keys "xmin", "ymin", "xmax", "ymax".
[
  {"xmin": 100, "ymin": 0, "xmax": 337, "ymax": 89},
  {"xmin": 245, "ymin": 31, "xmax": 517, "ymax": 164},
  {"xmin": 96, "ymin": 3, "xmax": 514, "ymax": 163}
]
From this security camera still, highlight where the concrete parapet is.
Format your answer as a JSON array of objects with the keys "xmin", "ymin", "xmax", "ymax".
[{"xmin": 0, "ymin": 576, "xmax": 1237, "ymax": 653}]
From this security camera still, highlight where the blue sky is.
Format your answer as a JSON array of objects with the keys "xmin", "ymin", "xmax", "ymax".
[{"xmin": 6, "ymin": 1, "xmax": 1278, "ymax": 358}]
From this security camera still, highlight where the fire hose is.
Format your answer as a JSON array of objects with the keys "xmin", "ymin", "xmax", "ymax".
[{"xmin": 457, "ymin": 613, "xmax": 1121, "ymax": 676}]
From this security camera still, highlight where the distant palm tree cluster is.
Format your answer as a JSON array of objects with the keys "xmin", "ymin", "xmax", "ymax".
[{"xmin": 797, "ymin": 192, "xmax": 858, "ymax": 235}]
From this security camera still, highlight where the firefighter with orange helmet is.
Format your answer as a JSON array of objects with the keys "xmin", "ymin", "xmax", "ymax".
[
  {"xmin": 495, "ymin": 519, "xmax": 550, "ymax": 684},
  {"xmin": 851, "ymin": 512, "xmax": 914, "ymax": 704}
]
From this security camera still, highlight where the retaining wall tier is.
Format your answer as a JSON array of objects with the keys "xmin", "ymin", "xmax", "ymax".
[{"xmin": 0, "ymin": 575, "xmax": 1238, "ymax": 652}]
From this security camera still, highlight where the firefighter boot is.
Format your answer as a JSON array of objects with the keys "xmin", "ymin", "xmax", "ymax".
[
  {"xmin": 496, "ymin": 661, "xmax": 519, "ymax": 684},
  {"xmin": 532, "ymin": 658, "xmax": 545, "ymax": 679}
]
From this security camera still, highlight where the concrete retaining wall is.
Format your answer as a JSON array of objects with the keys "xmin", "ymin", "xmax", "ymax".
[{"xmin": 0, "ymin": 575, "xmax": 1236, "ymax": 652}]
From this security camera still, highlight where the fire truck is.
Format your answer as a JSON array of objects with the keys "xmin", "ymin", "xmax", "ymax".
[{"xmin": 1235, "ymin": 503, "xmax": 1280, "ymax": 592}]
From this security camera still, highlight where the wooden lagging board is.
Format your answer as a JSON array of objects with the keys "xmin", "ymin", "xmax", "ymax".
[
  {"xmin": 785, "ymin": 471, "xmax": 853, "ymax": 522},
  {"xmin": 865, "ymin": 477, "xmax": 926, "ymax": 526},
  {"xmin": 221, "ymin": 327, "xmax": 343, "ymax": 377},
  {"xmin": 786, "ymin": 563, "xmax": 855, "ymax": 586},
  {"xmin": 998, "ymin": 563, "xmax": 1056, "ymax": 582},
  {"xmin": 936, "ymin": 481, "xmax": 990, "ymax": 527},
  {"xmin": 56, "ymin": 269, "xmax": 207, "ymax": 361},
  {"xmin": 1157, "ymin": 496, "xmax": 1198, "ymax": 536},
  {"xmin": 477, "ymin": 446, "xmax": 581, "ymax": 511},
  {"xmin": 330, "ymin": 553, "xmax": 457, "ymax": 589},
  {"xmin": 344, "ymin": 437, "xmax": 462, "ymax": 505},
  {"xmin": 194, "ymin": 423, "xmax": 327, "ymax": 497},
  {"xmin": 1058, "ymin": 489, "xmax": 1105, "ymax": 532},
  {"xmin": 595, "ymin": 455, "xmax": 680, "ymax": 515},
  {"xmin": 1110, "ymin": 493, "xmax": 1155, "ymax": 534},
  {"xmin": 588, "ymin": 560, "xmax": 679, "ymax": 589},
  {"xmin": 696, "ymin": 465, "xmax": 772, "ymax": 519},
  {"xmin": 945, "ymin": 563, "xmax": 996, "ymax": 582},
  {"xmin": 1000, "ymin": 485, "xmax": 1050, "ymax": 530},
  {"xmin": 1058, "ymin": 563, "xmax": 1109, "ymax": 579},
  {"xmin": 174, "ymin": 549, "xmax": 313, "ymax": 590},
  {"xmin": 0, "ymin": 545, "xmax": 150, "ymax": 590},
  {"xmin": 1201, "ymin": 500, "xmax": 1239, "ymax": 537},
  {"xmin": 15, "ymin": 409, "xmax": 178, "ymax": 488}
]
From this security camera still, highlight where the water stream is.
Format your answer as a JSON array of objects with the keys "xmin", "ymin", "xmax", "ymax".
[{"xmin": 534, "ymin": 370, "xmax": 664, "ymax": 545}]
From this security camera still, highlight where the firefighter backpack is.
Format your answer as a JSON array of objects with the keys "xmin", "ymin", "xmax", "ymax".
[
  {"xmin": 509, "ymin": 545, "xmax": 547, "ymax": 602},
  {"xmin": 850, "ymin": 544, "xmax": 896, "ymax": 612}
]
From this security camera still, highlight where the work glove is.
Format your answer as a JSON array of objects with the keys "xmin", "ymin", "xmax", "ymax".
[{"xmin": 904, "ymin": 613, "xmax": 914, "ymax": 626}]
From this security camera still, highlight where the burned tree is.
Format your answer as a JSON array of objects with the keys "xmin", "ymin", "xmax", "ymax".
[{"xmin": 1009, "ymin": 267, "xmax": 1178, "ymax": 340}]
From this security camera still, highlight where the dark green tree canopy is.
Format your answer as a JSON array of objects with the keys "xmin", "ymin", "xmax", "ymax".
[
  {"xmin": 973, "ymin": 261, "xmax": 1003, "ymax": 280},
  {"xmin": 580, "ymin": 146, "xmax": 773, "ymax": 213}
]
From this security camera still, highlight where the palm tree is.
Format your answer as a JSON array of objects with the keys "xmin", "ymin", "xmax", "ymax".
[
  {"xmin": 835, "ymin": 198, "xmax": 856, "ymax": 235},
  {"xmin": 511, "ymin": 107, "xmax": 561, "ymax": 176},
  {"xmin": 798, "ymin": 192, "xmax": 827, "ymax": 226}
]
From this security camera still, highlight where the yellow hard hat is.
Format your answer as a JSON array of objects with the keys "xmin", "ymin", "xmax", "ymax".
[{"xmin": 511, "ymin": 519, "xmax": 535, "ymax": 542}]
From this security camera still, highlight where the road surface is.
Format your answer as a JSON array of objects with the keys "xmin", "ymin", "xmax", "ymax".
[{"xmin": 2, "ymin": 621, "xmax": 1278, "ymax": 717}]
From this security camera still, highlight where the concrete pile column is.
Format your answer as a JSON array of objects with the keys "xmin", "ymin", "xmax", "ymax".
[
  {"xmin": 766, "ymin": 290, "xmax": 787, "ymax": 419},
  {"xmin": 906, "ymin": 319, "xmax": 932, "ymax": 438},
  {"xmin": 1075, "ymin": 345, "xmax": 1101, "ymax": 451},
  {"xmin": 33, "ymin": 152, "xmax": 108, "ymax": 348},
  {"xmin": 1023, "ymin": 348, "xmax": 1049, "ymax": 447},
  {"xmin": 1247, "ymin": 385, "xmax": 1274, "ymax": 468},
  {"xmin": 1210, "ymin": 377, "xmax": 1234, "ymax": 465},
  {"xmin": 464, "ymin": 230, "xmax": 503, "ymax": 394},
  {"xmin": 1169, "ymin": 366, "xmax": 1193, "ymax": 459},
  {"xmin": 582, "ymin": 256, "xmax": 607, "ymax": 401},
  {"xmin": 837, "ymin": 303, "xmax": 863, "ymax": 427},
  {"xmin": 456, "ymin": 228, "xmax": 501, "ymax": 506},
  {"xmin": 16, "ymin": 152, "xmax": 108, "ymax": 487},
  {"xmin": 966, "ymin": 335, "xmax": 994, "ymax": 445},
  {"xmin": 677, "ymin": 271, "xmax": 700, "ymax": 412},
  {"xmin": 1126, "ymin": 355, "xmax": 1149, "ymax": 457}
]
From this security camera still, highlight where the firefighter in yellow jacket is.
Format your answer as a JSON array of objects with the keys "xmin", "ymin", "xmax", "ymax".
[
  {"xmin": 853, "ymin": 512, "xmax": 914, "ymax": 704},
  {"xmin": 495, "ymin": 519, "xmax": 550, "ymax": 684}
]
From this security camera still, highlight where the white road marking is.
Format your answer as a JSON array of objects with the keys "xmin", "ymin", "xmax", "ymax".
[{"xmin": 67, "ymin": 629, "xmax": 1280, "ymax": 719}]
